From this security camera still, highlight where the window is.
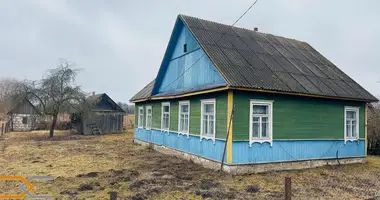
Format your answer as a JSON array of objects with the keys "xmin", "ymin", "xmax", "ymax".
[
  {"xmin": 146, "ymin": 106, "xmax": 152, "ymax": 130},
  {"xmin": 22, "ymin": 117, "xmax": 28, "ymax": 124},
  {"xmin": 161, "ymin": 102, "xmax": 170, "ymax": 131},
  {"xmin": 178, "ymin": 101, "xmax": 190, "ymax": 136},
  {"xmin": 200, "ymin": 99, "xmax": 216, "ymax": 143},
  {"xmin": 249, "ymin": 100, "xmax": 273, "ymax": 147},
  {"xmin": 344, "ymin": 106, "xmax": 359, "ymax": 143},
  {"xmin": 183, "ymin": 44, "xmax": 187, "ymax": 53},
  {"xmin": 137, "ymin": 107, "xmax": 144, "ymax": 128}
]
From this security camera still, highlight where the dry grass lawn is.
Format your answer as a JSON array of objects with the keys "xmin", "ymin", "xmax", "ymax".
[{"xmin": 1, "ymin": 130, "xmax": 380, "ymax": 200}]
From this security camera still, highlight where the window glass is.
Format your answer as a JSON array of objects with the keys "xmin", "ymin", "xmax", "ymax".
[
  {"xmin": 251, "ymin": 103, "xmax": 271, "ymax": 141},
  {"xmin": 201, "ymin": 100, "xmax": 215, "ymax": 140},
  {"xmin": 253, "ymin": 105, "xmax": 268, "ymax": 114},
  {"xmin": 146, "ymin": 107, "xmax": 152, "ymax": 129},
  {"xmin": 205, "ymin": 104, "xmax": 214, "ymax": 113},
  {"xmin": 346, "ymin": 111, "xmax": 355, "ymax": 119},
  {"xmin": 163, "ymin": 105, "xmax": 169, "ymax": 113},
  {"xmin": 179, "ymin": 102, "xmax": 190, "ymax": 133},
  {"xmin": 161, "ymin": 103, "xmax": 170, "ymax": 130},
  {"xmin": 345, "ymin": 108, "xmax": 358, "ymax": 140},
  {"xmin": 138, "ymin": 107, "xmax": 144, "ymax": 128},
  {"xmin": 22, "ymin": 117, "xmax": 28, "ymax": 124},
  {"xmin": 181, "ymin": 104, "xmax": 189, "ymax": 113}
]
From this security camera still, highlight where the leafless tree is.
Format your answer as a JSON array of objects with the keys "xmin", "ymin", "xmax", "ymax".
[
  {"xmin": 117, "ymin": 102, "xmax": 134, "ymax": 114},
  {"xmin": 368, "ymin": 102, "xmax": 380, "ymax": 154},
  {"xmin": 0, "ymin": 78, "xmax": 22, "ymax": 112},
  {"xmin": 19, "ymin": 59, "xmax": 90, "ymax": 137}
]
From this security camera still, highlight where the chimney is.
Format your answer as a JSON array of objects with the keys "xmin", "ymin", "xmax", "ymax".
[{"xmin": 254, "ymin": 27, "xmax": 258, "ymax": 32}]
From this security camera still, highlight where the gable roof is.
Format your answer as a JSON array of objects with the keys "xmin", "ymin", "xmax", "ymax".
[
  {"xmin": 131, "ymin": 14, "xmax": 377, "ymax": 102},
  {"xmin": 7, "ymin": 98, "xmax": 41, "ymax": 115},
  {"xmin": 130, "ymin": 79, "xmax": 155, "ymax": 101},
  {"xmin": 87, "ymin": 93, "xmax": 124, "ymax": 112}
]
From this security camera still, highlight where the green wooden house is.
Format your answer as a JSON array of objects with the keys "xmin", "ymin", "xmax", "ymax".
[{"xmin": 130, "ymin": 15, "xmax": 377, "ymax": 173}]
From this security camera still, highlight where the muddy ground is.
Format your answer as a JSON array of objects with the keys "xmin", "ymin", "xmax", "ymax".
[{"xmin": 0, "ymin": 131, "xmax": 380, "ymax": 199}]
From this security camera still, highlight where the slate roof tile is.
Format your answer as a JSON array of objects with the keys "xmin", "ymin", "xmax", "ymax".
[{"xmin": 130, "ymin": 15, "xmax": 377, "ymax": 102}]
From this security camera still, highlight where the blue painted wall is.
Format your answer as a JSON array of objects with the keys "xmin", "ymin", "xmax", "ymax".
[
  {"xmin": 135, "ymin": 128, "xmax": 225, "ymax": 162},
  {"xmin": 232, "ymin": 140, "xmax": 365, "ymax": 164},
  {"xmin": 135, "ymin": 129, "xmax": 364, "ymax": 165},
  {"xmin": 155, "ymin": 21, "xmax": 226, "ymax": 94}
]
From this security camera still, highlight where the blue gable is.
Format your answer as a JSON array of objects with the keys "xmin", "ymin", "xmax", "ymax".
[{"xmin": 152, "ymin": 18, "xmax": 226, "ymax": 95}]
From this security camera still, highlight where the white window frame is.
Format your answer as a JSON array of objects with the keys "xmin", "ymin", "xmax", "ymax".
[
  {"xmin": 200, "ymin": 99, "xmax": 216, "ymax": 144},
  {"xmin": 161, "ymin": 102, "xmax": 170, "ymax": 132},
  {"xmin": 145, "ymin": 106, "xmax": 152, "ymax": 130},
  {"xmin": 137, "ymin": 106, "xmax": 144, "ymax": 128},
  {"xmin": 178, "ymin": 101, "xmax": 190, "ymax": 137},
  {"xmin": 344, "ymin": 106, "xmax": 359, "ymax": 144},
  {"xmin": 249, "ymin": 100, "xmax": 273, "ymax": 147}
]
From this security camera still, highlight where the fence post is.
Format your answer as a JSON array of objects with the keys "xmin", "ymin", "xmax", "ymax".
[
  {"xmin": 285, "ymin": 177, "xmax": 292, "ymax": 200},
  {"xmin": 109, "ymin": 191, "xmax": 117, "ymax": 200}
]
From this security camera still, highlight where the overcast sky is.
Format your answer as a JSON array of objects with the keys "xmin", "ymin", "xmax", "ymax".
[{"xmin": 0, "ymin": 0, "xmax": 379, "ymax": 102}]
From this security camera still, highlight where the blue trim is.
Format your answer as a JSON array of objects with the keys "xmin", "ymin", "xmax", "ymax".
[
  {"xmin": 152, "ymin": 18, "xmax": 226, "ymax": 95},
  {"xmin": 135, "ymin": 128, "xmax": 365, "ymax": 165},
  {"xmin": 232, "ymin": 140, "xmax": 365, "ymax": 164},
  {"xmin": 135, "ymin": 128, "xmax": 225, "ymax": 162}
]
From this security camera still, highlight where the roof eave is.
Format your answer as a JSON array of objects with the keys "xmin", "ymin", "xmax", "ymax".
[{"xmin": 231, "ymin": 87, "xmax": 378, "ymax": 102}]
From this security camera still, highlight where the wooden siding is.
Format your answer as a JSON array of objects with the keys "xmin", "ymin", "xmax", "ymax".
[
  {"xmin": 135, "ymin": 91, "xmax": 228, "ymax": 139},
  {"xmin": 233, "ymin": 90, "xmax": 366, "ymax": 141},
  {"xmin": 153, "ymin": 20, "xmax": 226, "ymax": 95},
  {"xmin": 9, "ymin": 100, "xmax": 39, "ymax": 115}
]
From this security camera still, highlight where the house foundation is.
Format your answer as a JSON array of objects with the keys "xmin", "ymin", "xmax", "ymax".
[{"xmin": 134, "ymin": 138, "xmax": 366, "ymax": 174}]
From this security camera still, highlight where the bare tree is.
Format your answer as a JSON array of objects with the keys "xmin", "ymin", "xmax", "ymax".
[
  {"xmin": 0, "ymin": 78, "xmax": 22, "ymax": 113},
  {"xmin": 0, "ymin": 78, "xmax": 25, "ymax": 130},
  {"xmin": 368, "ymin": 102, "xmax": 380, "ymax": 155},
  {"xmin": 20, "ymin": 59, "xmax": 89, "ymax": 137}
]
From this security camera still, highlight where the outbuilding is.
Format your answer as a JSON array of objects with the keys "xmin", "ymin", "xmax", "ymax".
[
  {"xmin": 7, "ymin": 99, "xmax": 41, "ymax": 131},
  {"xmin": 73, "ymin": 93, "xmax": 124, "ymax": 135},
  {"xmin": 130, "ymin": 15, "xmax": 378, "ymax": 173}
]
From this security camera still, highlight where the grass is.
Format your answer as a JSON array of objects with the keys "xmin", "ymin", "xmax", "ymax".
[{"xmin": 1, "ymin": 130, "xmax": 380, "ymax": 199}]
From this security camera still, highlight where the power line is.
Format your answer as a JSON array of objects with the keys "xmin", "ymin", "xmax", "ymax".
[{"xmin": 161, "ymin": 0, "xmax": 260, "ymax": 91}]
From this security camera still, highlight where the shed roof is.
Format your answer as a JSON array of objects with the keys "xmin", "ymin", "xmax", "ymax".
[
  {"xmin": 130, "ymin": 15, "xmax": 377, "ymax": 102},
  {"xmin": 87, "ymin": 93, "xmax": 124, "ymax": 112},
  {"xmin": 7, "ymin": 98, "xmax": 41, "ymax": 115}
]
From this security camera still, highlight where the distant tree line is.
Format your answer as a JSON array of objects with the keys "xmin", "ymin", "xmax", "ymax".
[{"xmin": 117, "ymin": 102, "xmax": 134, "ymax": 114}]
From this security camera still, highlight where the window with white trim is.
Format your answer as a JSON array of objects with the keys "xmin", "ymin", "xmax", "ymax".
[
  {"xmin": 178, "ymin": 101, "xmax": 190, "ymax": 135},
  {"xmin": 200, "ymin": 99, "xmax": 216, "ymax": 142},
  {"xmin": 137, "ymin": 107, "xmax": 144, "ymax": 128},
  {"xmin": 146, "ymin": 106, "xmax": 152, "ymax": 130},
  {"xmin": 161, "ymin": 102, "xmax": 170, "ymax": 131},
  {"xmin": 344, "ymin": 106, "xmax": 359, "ymax": 143},
  {"xmin": 249, "ymin": 100, "xmax": 273, "ymax": 147}
]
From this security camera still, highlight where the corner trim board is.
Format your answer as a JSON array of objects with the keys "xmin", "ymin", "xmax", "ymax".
[{"xmin": 226, "ymin": 90, "xmax": 233, "ymax": 163}]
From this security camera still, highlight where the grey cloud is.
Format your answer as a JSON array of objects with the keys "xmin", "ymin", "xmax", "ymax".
[{"xmin": 0, "ymin": 0, "xmax": 379, "ymax": 102}]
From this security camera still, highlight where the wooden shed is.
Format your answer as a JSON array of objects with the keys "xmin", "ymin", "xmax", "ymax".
[
  {"xmin": 73, "ymin": 93, "xmax": 124, "ymax": 135},
  {"xmin": 7, "ymin": 99, "xmax": 41, "ymax": 131}
]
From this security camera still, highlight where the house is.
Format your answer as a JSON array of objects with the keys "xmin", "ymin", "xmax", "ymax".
[
  {"xmin": 130, "ymin": 15, "xmax": 378, "ymax": 174},
  {"xmin": 72, "ymin": 93, "xmax": 125, "ymax": 135},
  {"xmin": 7, "ymin": 99, "xmax": 41, "ymax": 131}
]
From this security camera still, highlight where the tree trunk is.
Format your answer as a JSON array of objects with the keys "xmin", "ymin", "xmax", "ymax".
[
  {"xmin": 49, "ymin": 114, "xmax": 58, "ymax": 137},
  {"xmin": 10, "ymin": 115, "xmax": 14, "ymax": 131}
]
